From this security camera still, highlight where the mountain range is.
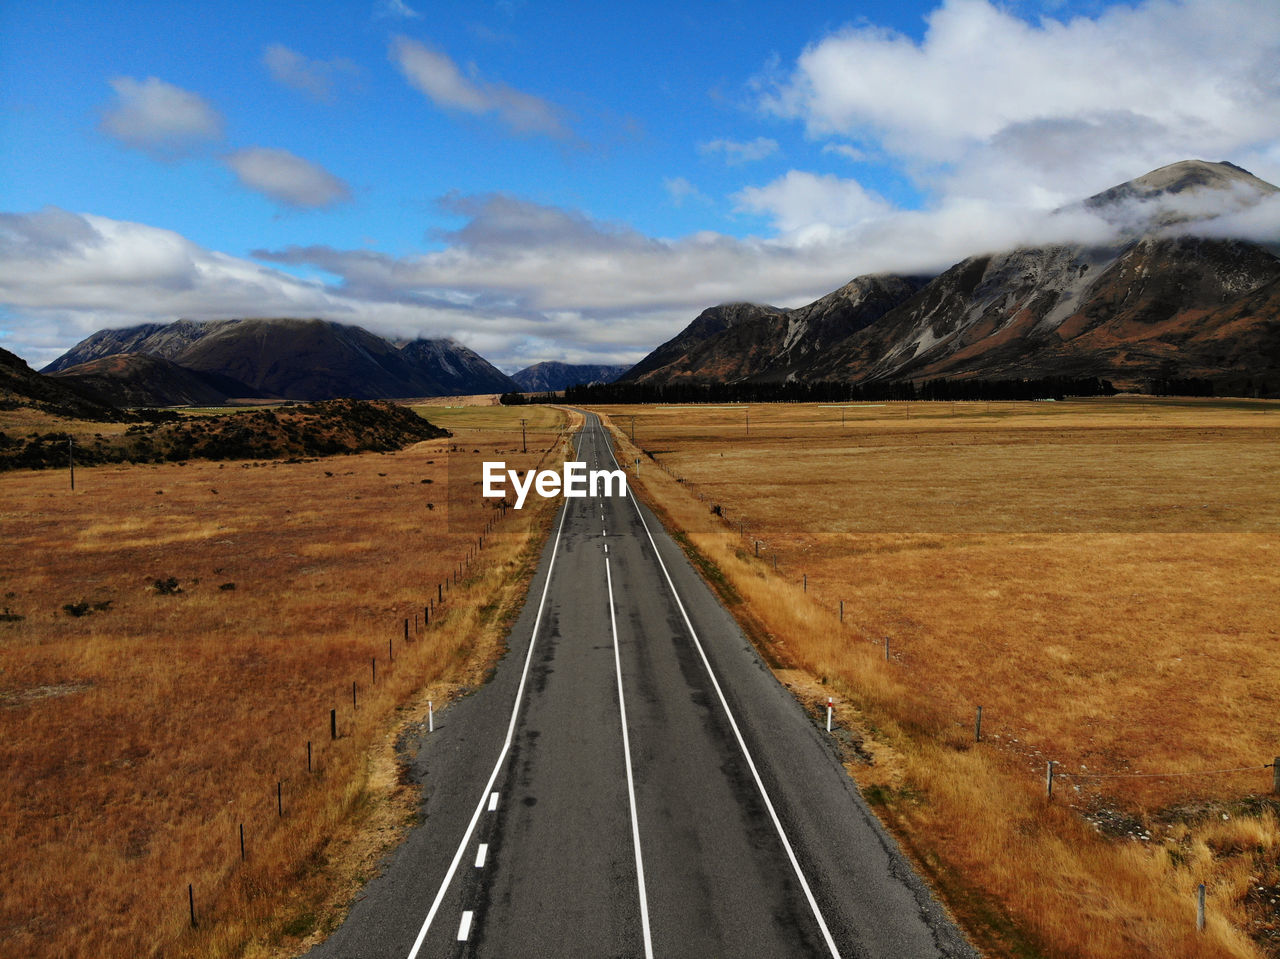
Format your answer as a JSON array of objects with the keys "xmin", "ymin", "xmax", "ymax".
[
  {"xmin": 510, "ymin": 362, "xmax": 630, "ymax": 392},
  {"xmin": 43, "ymin": 318, "xmax": 521, "ymax": 404},
  {"xmin": 29, "ymin": 159, "xmax": 1280, "ymax": 405},
  {"xmin": 621, "ymin": 160, "xmax": 1280, "ymax": 395}
]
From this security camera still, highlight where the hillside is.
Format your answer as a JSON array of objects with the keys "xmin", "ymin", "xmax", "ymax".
[
  {"xmin": 49, "ymin": 353, "xmax": 266, "ymax": 407},
  {"xmin": 44, "ymin": 319, "xmax": 518, "ymax": 400},
  {"xmin": 0, "ymin": 347, "xmax": 127, "ymax": 421},
  {"xmin": 0, "ymin": 398, "xmax": 451, "ymax": 471},
  {"xmin": 511, "ymin": 361, "xmax": 629, "ymax": 391},
  {"xmin": 623, "ymin": 160, "xmax": 1280, "ymax": 394}
]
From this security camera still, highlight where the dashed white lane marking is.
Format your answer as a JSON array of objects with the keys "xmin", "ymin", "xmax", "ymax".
[
  {"xmin": 404, "ymin": 493, "xmax": 572, "ymax": 959},
  {"xmin": 475, "ymin": 844, "xmax": 488, "ymax": 868},
  {"xmin": 457, "ymin": 911, "xmax": 473, "ymax": 941}
]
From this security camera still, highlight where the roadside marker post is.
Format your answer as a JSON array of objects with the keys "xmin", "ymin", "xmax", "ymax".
[
  {"xmin": 428, "ymin": 701, "xmax": 434, "ymax": 733},
  {"xmin": 826, "ymin": 697, "xmax": 833, "ymax": 733}
]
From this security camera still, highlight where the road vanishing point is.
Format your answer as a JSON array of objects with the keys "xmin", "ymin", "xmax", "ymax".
[{"xmin": 306, "ymin": 412, "xmax": 977, "ymax": 958}]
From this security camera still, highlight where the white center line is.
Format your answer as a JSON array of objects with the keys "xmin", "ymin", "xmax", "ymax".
[
  {"xmin": 598, "ymin": 414, "xmax": 843, "ymax": 959},
  {"xmin": 606, "ymin": 556, "xmax": 655, "ymax": 959},
  {"xmin": 475, "ymin": 844, "xmax": 488, "ymax": 868},
  {"xmin": 456, "ymin": 911, "xmax": 473, "ymax": 941},
  {"xmin": 488, "ymin": 791, "xmax": 499, "ymax": 812}
]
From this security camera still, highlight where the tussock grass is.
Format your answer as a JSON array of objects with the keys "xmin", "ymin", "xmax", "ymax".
[
  {"xmin": 596, "ymin": 398, "xmax": 1280, "ymax": 959},
  {"xmin": 0, "ymin": 406, "xmax": 574, "ymax": 959}
]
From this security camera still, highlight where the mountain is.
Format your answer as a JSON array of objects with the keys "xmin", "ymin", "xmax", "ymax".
[
  {"xmin": 44, "ymin": 319, "xmax": 518, "ymax": 400},
  {"xmin": 511, "ymin": 362, "xmax": 630, "ymax": 392},
  {"xmin": 620, "ymin": 276, "xmax": 930, "ymax": 384},
  {"xmin": 49, "ymin": 353, "xmax": 265, "ymax": 407},
  {"xmin": 397, "ymin": 338, "xmax": 520, "ymax": 395},
  {"xmin": 0, "ymin": 347, "xmax": 125, "ymax": 420},
  {"xmin": 625, "ymin": 160, "xmax": 1280, "ymax": 394}
]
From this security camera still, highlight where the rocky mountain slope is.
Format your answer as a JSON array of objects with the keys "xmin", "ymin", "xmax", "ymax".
[
  {"xmin": 623, "ymin": 160, "xmax": 1280, "ymax": 394},
  {"xmin": 0, "ymin": 347, "xmax": 125, "ymax": 420},
  {"xmin": 511, "ymin": 361, "xmax": 630, "ymax": 391},
  {"xmin": 44, "ymin": 319, "xmax": 518, "ymax": 401},
  {"xmin": 49, "ymin": 353, "xmax": 266, "ymax": 408}
]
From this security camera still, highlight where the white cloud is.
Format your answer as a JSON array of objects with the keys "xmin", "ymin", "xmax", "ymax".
[
  {"xmin": 224, "ymin": 148, "xmax": 352, "ymax": 209},
  {"xmin": 263, "ymin": 44, "xmax": 358, "ymax": 102},
  {"xmin": 663, "ymin": 177, "xmax": 710, "ymax": 207},
  {"xmin": 821, "ymin": 143, "xmax": 867, "ymax": 162},
  {"xmin": 699, "ymin": 137, "xmax": 779, "ymax": 165},
  {"xmin": 99, "ymin": 77, "xmax": 224, "ymax": 158},
  {"xmin": 734, "ymin": 171, "xmax": 890, "ymax": 240},
  {"xmin": 389, "ymin": 36, "xmax": 569, "ymax": 138},
  {"xmin": 764, "ymin": 0, "xmax": 1280, "ymax": 206},
  {"xmin": 376, "ymin": 0, "xmax": 421, "ymax": 18}
]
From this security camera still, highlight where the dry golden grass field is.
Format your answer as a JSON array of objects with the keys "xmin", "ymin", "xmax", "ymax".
[
  {"xmin": 595, "ymin": 397, "xmax": 1280, "ymax": 959},
  {"xmin": 0, "ymin": 402, "xmax": 571, "ymax": 959}
]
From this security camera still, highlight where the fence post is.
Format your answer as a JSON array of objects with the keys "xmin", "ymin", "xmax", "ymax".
[
  {"xmin": 239, "ymin": 823, "xmax": 245, "ymax": 861},
  {"xmin": 189, "ymin": 884, "xmax": 196, "ymax": 928},
  {"xmin": 975, "ymin": 705, "xmax": 983, "ymax": 742},
  {"xmin": 1273, "ymin": 758, "xmax": 1279, "ymax": 794},
  {"xmin": 839, "ymin": 600, "xmax": 844, "ymax": 622},
  {"xmin": 1197, "ymin": 883, "xmax": 1206, "ymax": 932},
  {"xmin": 277, "ymin": 781, "xmax": 283, "ymax": 817},
  {"xmin": 307, "ymin": 740, "xmax": 312, "ymax": 772},
  {"xmin": 1046, "ymin": 760, "xmax": 1056, "ymax": 798},
  {"xmin": 330, "ymin": 708, "xmax": 337, "ymax": 740}
]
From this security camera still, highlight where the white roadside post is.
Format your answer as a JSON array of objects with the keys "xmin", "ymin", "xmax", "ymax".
[{"xmin": 826, "ymin": 697, "xmax": 833, "ymax": 733}]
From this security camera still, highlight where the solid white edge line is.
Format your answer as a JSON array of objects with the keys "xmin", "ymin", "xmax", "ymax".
[
  {"xmin": 597, "ymin": 413, "xmax": 843, "ymax": 959},
  {"xmin": 404, "ymin": 467, "xmax": 574, "ymax": 959},
  {"xmin": 606, "ymin": 556, "xmax": 656, "ymax": 959}
]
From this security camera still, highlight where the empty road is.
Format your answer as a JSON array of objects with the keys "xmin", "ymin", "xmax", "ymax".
[{"xmin": 307, "ymin": 412, "xmax": 975, "ymax": 958}]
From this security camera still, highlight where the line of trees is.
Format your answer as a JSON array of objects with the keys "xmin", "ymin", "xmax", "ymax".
[{"xmin": 563, "ymin": 376, "xmax": 1118, "ymax": 405}]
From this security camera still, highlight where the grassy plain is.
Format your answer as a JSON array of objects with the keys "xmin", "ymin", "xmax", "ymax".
[
  {"xmin": 0, "ymin": 402, "xmax": 571, "ymax": 959},
  {"xmin": 596, "ymin": 397, "xmax": 1280, "ymax": 959}
]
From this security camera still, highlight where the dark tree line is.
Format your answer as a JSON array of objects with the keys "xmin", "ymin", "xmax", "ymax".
[{"xmin": 563, "ymin": 376, "xmax": 1118, "ymax": 405}]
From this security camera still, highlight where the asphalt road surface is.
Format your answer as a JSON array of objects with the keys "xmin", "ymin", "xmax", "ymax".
[{"xmin": 306, "ymin": 412, "xmax": 976, "ymax": 958}]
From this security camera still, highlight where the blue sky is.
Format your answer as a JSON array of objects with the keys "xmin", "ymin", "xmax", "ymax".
[{"xmin": 2, "ymin": 0, "xmax": 1278, "ymax": 371}]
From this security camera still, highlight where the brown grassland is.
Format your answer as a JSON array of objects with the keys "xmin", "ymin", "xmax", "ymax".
[
  {"xmin": 0, "ymin": 402, "xmax": 572, "ymax": 959},
  {"xmin": 594, "ymin": 397, "xmax": 1280, "ymax": 959}
]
